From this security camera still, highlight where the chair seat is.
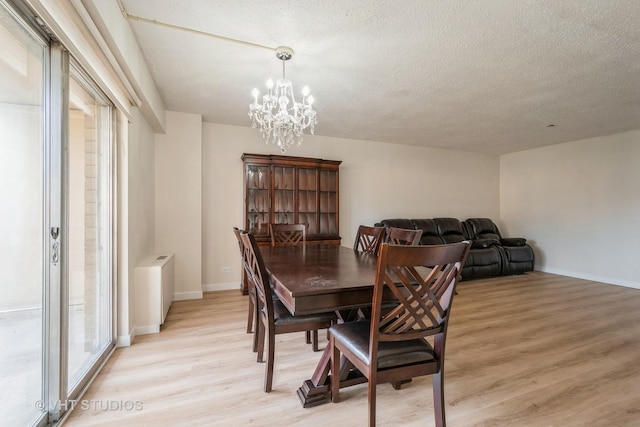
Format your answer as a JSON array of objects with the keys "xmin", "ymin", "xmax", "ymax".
[
  {"xmin": 273, "ymin": 300, "xmax": 336, "ymax": 326},
  {"xmin": 330, "ymin": 321, "xmax": 435, "ymax": 369}
]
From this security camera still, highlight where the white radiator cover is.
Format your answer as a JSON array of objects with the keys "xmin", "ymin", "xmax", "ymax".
[{"xmin": 134, "ymin": 253, "xmax": 175, "ymax": 335}]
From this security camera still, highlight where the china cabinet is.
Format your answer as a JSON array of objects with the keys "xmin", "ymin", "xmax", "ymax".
[{"xmin": 242, "ymin": 153, "xmax": 341, "ymax": 247}]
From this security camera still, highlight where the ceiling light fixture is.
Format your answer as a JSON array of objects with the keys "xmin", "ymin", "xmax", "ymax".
[{"xmin": 249, "ymin": 46, "xmax": 317, "ymax": 153}]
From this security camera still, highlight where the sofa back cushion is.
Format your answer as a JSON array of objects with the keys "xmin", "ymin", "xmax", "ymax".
[
  {"xmin": 410, "ymin": 219, "xmax": 443, "ymax": 245},
  {"xmin": 433, "ymin": 218, "xmax": 466, "ymax": 244},
  {"xmin": 378, "ymin": 219, "xmax": 415, "ymax": 230},
  {"xmin": 465, "ymin": 218, "xmax": 502, "ymax": 241}
]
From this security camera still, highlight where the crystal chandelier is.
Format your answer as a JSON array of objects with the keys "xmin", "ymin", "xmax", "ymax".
[{"xmin": 248, "ymin": 46, "xmax": 317, "ymax": 153}]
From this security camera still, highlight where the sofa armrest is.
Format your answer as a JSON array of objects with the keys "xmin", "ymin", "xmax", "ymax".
[
  {"xmin": 501, "ymin": 237, "xmax": 527, "ymax": 247},
  {"xmin": 471, "ymin": 238, "xmax": 500, "ymax": 249}
]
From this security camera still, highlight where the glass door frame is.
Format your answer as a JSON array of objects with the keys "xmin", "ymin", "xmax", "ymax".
[{"xmin": 1, "ymin": 1, "xmax": 117, "ymax": 423}]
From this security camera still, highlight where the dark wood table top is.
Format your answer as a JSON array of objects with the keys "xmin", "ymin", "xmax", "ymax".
[{"xmin": 260, "ymin": 245, "xmax": 379, "ymax": 316}]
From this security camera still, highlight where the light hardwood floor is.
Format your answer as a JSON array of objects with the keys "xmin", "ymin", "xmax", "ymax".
[{"xmin": 63, "ymin": 272, "xmax": 640, "ymax": 426}]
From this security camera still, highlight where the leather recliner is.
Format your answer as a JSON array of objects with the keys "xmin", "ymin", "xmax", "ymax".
[
  {"xmin": 463, "ymin": 218, "xmax": 534, "ymax": 275},
  {"xmin": 433, "ymin": 218, "xmax": 503, "ymax": 280}
]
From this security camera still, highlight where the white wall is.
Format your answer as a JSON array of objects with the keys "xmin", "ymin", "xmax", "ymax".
[
  {"xmin": 155, "ymin": 111, "xmax": 203, "ymax": 299},
  {"xmin": 202, "ymin": 122, "xmax": 499, "ymax": 289},
  {"xmin": 500, "ymin": 130, "xmax": 640, "ymax": 288},
  {"xmin": 116, "ymin": 107, "xmax": 156, "ymax": 345}
]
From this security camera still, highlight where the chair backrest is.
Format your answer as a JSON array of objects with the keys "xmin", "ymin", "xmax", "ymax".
[
  {"xmin": 232, "ymin": 226, "xmax": 244, "ymax": 254},
  {"xmin": 353, "ymin": 225, "xmax": 385, "ymax": 255},
  {"xmin": 370, "ymin": 242, "xmax": 471, "ymax": 359},
  {"xmin": 240, "ymin": 232, "xmax": 275, "ymax": 320},
  {"xmin": 270, "ymin": 223, "xmax": 306, "ymax": 246},
  {"xmin": 387, "ymin": 227, "xmax": 423, "ymax": 245}
]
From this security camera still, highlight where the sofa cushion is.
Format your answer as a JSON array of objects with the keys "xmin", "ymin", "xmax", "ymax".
[
  {"xmin": 410, "ymin": 219, "xmax": 443, "ymax": 246},
  {"xmin": 465, "ymin": 218, "xmax": 501, "ymax": 241},
  {"xmin": 378, "ymin": 219, "xmax": 415, "ymax": 230},
  {"xmin": 471, "ymin": 238, "xmax": 500, "ymax": 249},
  {"xmin": 433, "ymin": 218, "xmax": 466, "ymax": 244},
  {"xmin": 501, "ymin": 237, "xmax": 526, "ymax": 247},
  {"xmin": 504, "ymin": 246, "xmax": 534, "ymax": 263}
]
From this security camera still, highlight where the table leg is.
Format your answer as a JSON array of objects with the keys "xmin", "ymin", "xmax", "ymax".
[{"xmin": 296, "ymin": 333, "xmax": 368, "ymax": 408}]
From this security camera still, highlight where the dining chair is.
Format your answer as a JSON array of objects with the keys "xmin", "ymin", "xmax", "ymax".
[
  {"xmin": 387, "ymin": 226, "xmax": 423, "ymax": 245},
  {"xmin": 269, "ymin": 223, "xmax": 306, "ymax": 246},
  {"xmin": 233, "ymin": 227, "xmax": 257, "ymax": 346},
  {"xmin": 353, "ymin": 225, "xmax": 385, "ymax": 255},
  {"xmin": 269, "ymin": 222, "xmax": 323, "ymax": 348},
  {"xmin": 329, "ymin": 241, "xmax": 471, "ymax": 427},
  {"xmin": 240, "ymin": 231, "xmax": 337, "ymax": 392}
]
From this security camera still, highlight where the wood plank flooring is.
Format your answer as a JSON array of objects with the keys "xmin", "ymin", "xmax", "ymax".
[{"xmin": 63, "ymin": 272, "xmax": 640, "ymax": 426}]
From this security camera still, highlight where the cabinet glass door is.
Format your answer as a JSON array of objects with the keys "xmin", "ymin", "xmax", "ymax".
[
  {"xmin": 298, "ymin": 168, "xmax": 318, "ymax": 234},
  {"xmin": 246, "ymin": 164, "xmax": 270, "ymax": 236},
  {"xmin": 319, "ymin": 170, "xmax": 338, "ymax": 235},
  {"xmin": 272, "ymin": 166, "xmax": 295, "ymax": 225}
]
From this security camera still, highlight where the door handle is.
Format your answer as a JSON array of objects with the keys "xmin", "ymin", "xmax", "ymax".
[{"xmin": 51, "ymin": 227, "xmax": 60, "ymax": 265}]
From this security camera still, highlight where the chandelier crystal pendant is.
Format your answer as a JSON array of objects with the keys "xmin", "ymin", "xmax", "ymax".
[{"xmin": 248, "ymin": 46, "xmax": 317, "ymax": 153}]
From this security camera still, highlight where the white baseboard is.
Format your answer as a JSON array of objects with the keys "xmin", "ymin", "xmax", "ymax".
[
  {"xmin": 173, "ymin": 291, "xmax": 204, "ymax": 301},
  {"xmin": 116, "ymin": 334, "xmax": 133, "ymax": 347},
  {"xmin": 535, "ymin": 265, "xmax": 640, "ymax": 289},
  {"xmin": 203, "ymin": 282, "xmax": 240, "ymax": 292},
  {"xmin": 135, "ymin": 324, "xmax": 160, "ymax": 336}
]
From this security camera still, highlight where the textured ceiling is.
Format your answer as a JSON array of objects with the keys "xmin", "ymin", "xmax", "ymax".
[{"xmin": 119, "ymin": 0, "xmax": 640, "ymax": 155}]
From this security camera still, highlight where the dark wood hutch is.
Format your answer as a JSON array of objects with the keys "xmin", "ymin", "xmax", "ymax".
[{"xmin": 242, "ymin": 153, "xmax": 342, "ymax": 247}]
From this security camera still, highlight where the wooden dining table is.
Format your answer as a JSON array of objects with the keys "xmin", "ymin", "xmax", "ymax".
[{"xmin": 260, "ymin": 244, "xmax": 380, "ymax": 407}]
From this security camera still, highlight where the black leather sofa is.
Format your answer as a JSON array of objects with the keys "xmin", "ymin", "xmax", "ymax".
[
  {"xmin": 375, "ymin": 217, "xmax": 534, "ymax": 280},
  {"xmin": 464, "ymin": 218, "xmax": 534, "ymax": 275}
]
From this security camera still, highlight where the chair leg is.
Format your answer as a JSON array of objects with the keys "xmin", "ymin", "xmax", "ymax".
[
  {"xmin": 368, "ymin": 374, "xmax": 377, "ymax": 427},
  {"xmin": 264, "ymin": 330, "xmax": 276, "ymax": 392},
  {"xmin": 252, "ymin": 299, "xmax": 260, "ymax": 352},
  {"xmin": 433, "ymin": 370, "xmax": 446, "ymax": 427},
  {"xmin": 256, "ymin": 321, "xmax": 265, "ymax": 363},
  {"xmin": 252, "ymin": 325, "xmax": 258, "ymax": 353},
  {"xmin": 305, "ymin": 330, "xmax": 311, "ymax": 344},
  {"xmin": 331, "ymin": 337, "xmax": 340, "ymax": 403},
  {"xmin": 312, "ymin": 330, "xmax": 319, "ymax": 352},
  {"xmin": 246, "ymin": 294, "xmax": 254, "ymax": 333}
]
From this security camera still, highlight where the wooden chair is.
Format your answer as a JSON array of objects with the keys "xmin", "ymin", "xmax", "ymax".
[
  {"xmin": 329, "ymin": 241, "xmax": 471, "ymax": 426},
  {"xmin": 353, "ymin": 225, "xmax": 385, "ymax": 255},
  {"xmin": 240, "ymin": 231, "xmax": 337, "ymax": 392},
  {"xmin": 269, "ymin": 223, "xmax": 306, "ymax": 246},
  {"xmin": 387, "ymin": 226, "xmax": 423, "ymax": 245},
  {"xmin": 233, "ymin": 227, "xmax": 258, "ymax": 349},
  {"xmin": 269, "ymin": 222, "xmax": 323, "ymax": 348}
]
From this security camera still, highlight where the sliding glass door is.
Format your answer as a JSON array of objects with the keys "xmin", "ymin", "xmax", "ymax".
[
  {"xmin": 0, "ymin": 1, "xmax": 46, "ymax": 424},
  {"xmin": 0, "ymin": 1, "xmax": 114, "ymax": 425},
  {"xmin": 66, "ymin": 65, "xmax": 113, "ymax": 396}
]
